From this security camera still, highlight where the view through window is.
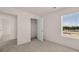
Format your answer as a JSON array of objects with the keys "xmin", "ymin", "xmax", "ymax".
[{"xmin": 62, "ymin": 12, "xmax": 79, "ymax": 39}]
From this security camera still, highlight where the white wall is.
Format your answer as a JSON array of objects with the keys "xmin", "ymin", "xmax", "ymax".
[
  {"xmin": 0, "ymin": 7, "xmax": 39, "ymax": 45},
  {"xmin": 43, "ymin": 7, "xmax": 79, "ymax": 50},
  {"xmin": 0, "ymin": 13, "xmax": 17, "ymax": 41},
  {"xmin": 31, "ymin": 19, "xmax": 37, "ymax": 38}
]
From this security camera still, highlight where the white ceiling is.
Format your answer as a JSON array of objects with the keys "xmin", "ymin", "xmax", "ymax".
[{"xmin": 16, "ymin": 7, "xmax": 63, "ymax": 15}]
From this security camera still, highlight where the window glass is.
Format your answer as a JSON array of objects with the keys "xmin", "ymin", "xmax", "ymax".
[{"xmin": 62, "ymin": 12, "xmax": 79, "ymax": 39}]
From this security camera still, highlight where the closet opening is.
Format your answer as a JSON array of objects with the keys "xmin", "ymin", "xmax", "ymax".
[{"xmin": 31, "ymin": 18, "xmax": 37, "ymax": 41}]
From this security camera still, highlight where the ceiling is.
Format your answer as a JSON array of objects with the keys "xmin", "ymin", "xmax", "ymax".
[{"xmin": 16, "ymin": 7, "xmax": 64, "ymax": 15}]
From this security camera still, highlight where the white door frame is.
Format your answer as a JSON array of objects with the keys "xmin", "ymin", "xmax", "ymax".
[{"xmin": 31, "ymin": 16, "xmax": 44, "ymax": 41}]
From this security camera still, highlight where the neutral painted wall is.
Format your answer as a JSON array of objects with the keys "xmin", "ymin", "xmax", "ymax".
[
  {"xmin": 31, "ymin": 19, "xmax": 37, "ymax": 38},
  {"xmin": 0, "ymin": 8, "xmax": 38, "ymax": 45},
  {"xmin": 0, "ymin": 13, "xmax": 16, "ymax": 41},
  {"xmin": 43, "ymin": 7, "xmax": 79, "ymax": 50}
]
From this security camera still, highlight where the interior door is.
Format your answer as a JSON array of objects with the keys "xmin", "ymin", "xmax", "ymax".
[{"xmin": 37, "ymin": 17, "xmax": 44, "ymax": 41}]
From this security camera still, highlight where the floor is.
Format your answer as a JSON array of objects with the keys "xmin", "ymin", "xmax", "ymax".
[{"xmin": 0, "ymin": 39, "xmax": 78, "ymax": 52}]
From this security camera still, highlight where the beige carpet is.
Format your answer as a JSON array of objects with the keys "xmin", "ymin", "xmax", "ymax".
[{"xmin": 0, "ymin": 39, "xmax": 78, "ymax": 52}]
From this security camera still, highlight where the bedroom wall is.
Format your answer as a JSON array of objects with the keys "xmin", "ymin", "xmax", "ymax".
[
  {"xmin": 0, "ymin": 7, "xmax": 38, "ymax": 45},
  {"xmin": 0, "ymin": 13, "xmax": 17, "ymax": 41},
  {"xmin": 43, "ymin": 7, "xmax": 79, "ymax": 50}
]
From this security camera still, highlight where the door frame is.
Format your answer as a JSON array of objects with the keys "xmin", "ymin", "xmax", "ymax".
[
  {"xmin": 30, "ymin": 17, "xmax": 44, "ymax": 41},
  {"xmin": 31, "ymin": 18, "xmax": 37, "ymax": 40}
]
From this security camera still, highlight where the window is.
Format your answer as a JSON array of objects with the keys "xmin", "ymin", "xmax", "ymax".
[{"xmin": 61, "ymin": 12, "xmax": 79, "ymax": 39}]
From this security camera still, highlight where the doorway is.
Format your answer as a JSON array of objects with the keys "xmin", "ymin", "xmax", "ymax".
[
  {"xmin": 31, "ymin": 17, "xmax": 44, "ymax": 41},
  {"xmin": 31, "ymin": 18, "xmax": 37, "ymax": 41}
]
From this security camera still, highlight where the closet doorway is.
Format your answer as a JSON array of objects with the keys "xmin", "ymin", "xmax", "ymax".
[
  {"xmin": 31, "ymin": 18, "xmax": 44, "ymax": 41},
  {"xmin": 31, "ymin": 18, "xmax": 37, "ymax": 41}
]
